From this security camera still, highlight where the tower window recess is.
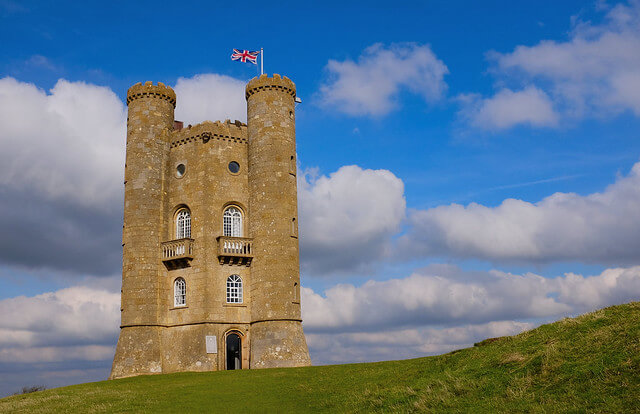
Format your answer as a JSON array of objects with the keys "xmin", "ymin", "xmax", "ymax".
[
  {"xmin": 228, "ymin": 161, "xmax": 240, "ymax": 174},
  {"xmin": 291, "ymin": 217, "xmax": 298, "ymax": 238},
  {"xmin": 176, "ymin": 208, "xmax": 191, "ymax": 239},
  {"xmin": 174, "ymin": 278, "xmax": 186, "ymax": 307},
  {"xmin": 226, "ymin": 275, "xmax": 243, "ymax": 303},
  {"xmin": 176, "ymin": 163, "xmax": 186, "ymax": 178},
  {"xmin": 223, "ymin": 207, "xmax": 243, "ymax": 237},
  {"xmin": 289, "ymin": 155, "xmax": 296, "ymax": 176}
]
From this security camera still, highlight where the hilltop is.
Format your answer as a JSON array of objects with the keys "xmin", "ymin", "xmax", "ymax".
[{"xmin": 1, "ymin": 302, "xmax": 638, "ymax": 413}]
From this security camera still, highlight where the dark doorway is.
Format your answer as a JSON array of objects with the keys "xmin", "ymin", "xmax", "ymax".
[{"xmin": 226, "ymin": 333, "xmax": 241, "ymax": 370}]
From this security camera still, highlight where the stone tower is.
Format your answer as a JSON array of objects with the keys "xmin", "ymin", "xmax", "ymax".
[{"xmin": 110, "ymin": 74, "xmax": 310, "ymax": 379}]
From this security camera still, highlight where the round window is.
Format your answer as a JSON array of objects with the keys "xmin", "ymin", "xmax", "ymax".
[
  {"xmin": 228, "ymin": 161, "xmax": 240, "ymax": 174},
  {"xmin": 176, "ymin": 163, "xmax": 186, "ymax": 178}
]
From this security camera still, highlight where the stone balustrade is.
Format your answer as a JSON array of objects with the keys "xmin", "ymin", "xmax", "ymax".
[
  {"xmin": 161, "ymin": 238, "xmax": 194, "ymax": 265},
  {"xmin": 217, "ymin": 236, "xmax": 253, "ymax": 266}
]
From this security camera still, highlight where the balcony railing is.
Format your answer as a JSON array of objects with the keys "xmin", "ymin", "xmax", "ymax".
[
  {"xmin": 162, "ymin": 238, "xmax": 194, "ymax": 268},
  {"xmin": 217, "ymin": 236, "xmax": 253, "ymax": 266}
]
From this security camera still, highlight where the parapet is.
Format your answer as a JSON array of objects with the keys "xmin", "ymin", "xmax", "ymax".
[
  {"xmin": 245, "ymin": 74, "xmax": 296, "ymax": 99},
  {"xmin": 171, "ymin": 119, "xmax": 248, "ymax": 148},
  {"xmin": 127, "ymin": 81, "xmax": 177, "ymax": 108}
]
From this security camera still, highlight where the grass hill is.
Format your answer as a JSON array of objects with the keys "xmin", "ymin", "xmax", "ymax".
[{"xmin": 1, "ymin": 302, "xmax": 639, "ymax": 413}]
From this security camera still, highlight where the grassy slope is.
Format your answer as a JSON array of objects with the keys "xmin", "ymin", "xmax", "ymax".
[{"xmin": 1, "ymin": 302, "xmax": 639, "ymax": 413}]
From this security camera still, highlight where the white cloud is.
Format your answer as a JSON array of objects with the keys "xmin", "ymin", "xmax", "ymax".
[
  {"xmin": 298, "ymin": 165, "xmax": 405, "ymax": 275},
  {"xmin": 0, "ymin": 285, "xmax": 120, "ymax": 348},
  {"xmin": 174, "ymin": 73, "xmax": 246, "ymax": 125},
  {"xmin": 0, "ymin": 345, "xmax": 114, "ymax": 363},
  {"xmin": 0, "ymin": 77, "xmax": 126, "ymax": 211},
  {"xmin": 301, "ymin": 264, "xmax": 640, "ymax": 364},
  {"xmin": 0, "ymin": 283, "xmax": 119, "ymax": 393},
  {"xmin": 307, "ymin": 321, "xmax": 532, "ymax": 364},
  {"xmin": 400, "ymin": 160, "xmax": 640, "ymax": 264},
  {"xmin": 465, "ymin": 87, "xmax": 558, "ymax": 129},
  {"xmin": 319, "ymin": 43, "xmax": 449, "ymax": 116},
  {"xmin": 302, "ymin": 264, "xmax": 640, "ymax": 334},
  {"xmin": 466, "ymin": 2, "xmax": 640, "ymax": 129}
]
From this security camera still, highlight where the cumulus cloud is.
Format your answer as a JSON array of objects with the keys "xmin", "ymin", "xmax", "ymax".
[
  {"xmin": 0, "ymin": 283, "xmax": 119, "ymax": 395},
  {"xmin": 0, "ymin": 77, "xmax": 126, "ymax": 209},
  {"xmin": 0, "ymin": 77, "xmax": 126, "ymax": 274},
  {"xmin": 400, "ymin": 160, "xmax": 640, "ymax": 265},
  {"xmin": 302, "ymin": 264, "xmax": 640, "ymax": 334},
  {"xmin": 174, "ymin": 73, "xmax": 246, "ymax": 125},
  {"xmin": 319, "ymin": 43, "xmax": 449, "ymax": 116},
  {"xmin": 298, "ymin": 165, "xmax": 405, "ymax": 275},
  {"xmin": 0, "ymin": 285, "xmax": 120, "ymax": 349},
  {"xmin": 465, "ymin": 1, "xmax": 640, "ymax": 129},
  {"xmin": 307, "ymin": 321, "xmax": 532, "ymax": 364},
  {"xmin": 301, "ymin": 264, "xmax": 640, "ymax": 364},
  {"xmin": 464, "ymin": 87, "xmax": 558, "ymax": 130}
]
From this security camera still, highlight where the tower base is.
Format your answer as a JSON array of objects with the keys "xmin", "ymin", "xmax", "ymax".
[
  {"xmin": 110, "ymin": 326, "xmax": 163, "ymax": 379},
  {"xmin": 249, "ymin": 320, "xmax": 311, "ymax": 369}
]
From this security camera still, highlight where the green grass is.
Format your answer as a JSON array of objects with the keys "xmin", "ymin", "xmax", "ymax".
[{"xmin": 2, "ymin": 302, "xmax": 639, "ymax": 413}]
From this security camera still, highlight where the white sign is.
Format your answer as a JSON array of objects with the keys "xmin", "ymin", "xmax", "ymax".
[{"xmin": 205, "ymin": 336, "xmax": 217, "ymax": 354}]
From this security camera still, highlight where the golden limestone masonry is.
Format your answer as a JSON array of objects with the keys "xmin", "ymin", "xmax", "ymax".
[{"xmin": 110, "ymin": 74, "xmax": 311, "ymax": 379}]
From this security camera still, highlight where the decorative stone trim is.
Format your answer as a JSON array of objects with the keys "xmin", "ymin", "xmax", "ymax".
[
  {"xmin": 170, "ymin": 131, "xmax": 248, "ymax": 148},
  {"xmin": 170, "ymin": 120, "xmax": 248, "ymax": 148}
]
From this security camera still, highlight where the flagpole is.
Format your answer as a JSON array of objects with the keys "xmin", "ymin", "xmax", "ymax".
[{"xmin": 260, "ymin": 48, "xmax": 264, "ymax": 75}]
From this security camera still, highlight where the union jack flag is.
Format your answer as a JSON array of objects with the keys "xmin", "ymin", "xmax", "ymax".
[{"xmin": 231, "ymin": 49, "xmax": 260, "ymax": 64}]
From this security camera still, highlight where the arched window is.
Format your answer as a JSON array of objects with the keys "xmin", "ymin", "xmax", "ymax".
[
  {"xmin": 223, "ymin": 207, "xmax": 243, "ymax": 237},
  {"xmin": 174, "ymin": 278, "xmax": 186, "ymax": 307},
  {"xmin": 226, "ymin": 275, "xmax": 243, "ymax": 303},
  {"xmin": 176, "ymin": 208, "xmax": 191, "ymax": 239}
]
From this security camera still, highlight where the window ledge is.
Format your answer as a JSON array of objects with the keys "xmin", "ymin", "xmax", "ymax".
[
  {"xmin": 170, "ymin": 306, "xmax": 188, "ymax": 310},
  {"xmin": 223, "ymin": 303, "xmax": 247, "ymax": 308}
]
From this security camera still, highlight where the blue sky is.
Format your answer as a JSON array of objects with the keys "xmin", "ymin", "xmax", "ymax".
[{"xmin": 1, "ymin": 0, "xmax": 640, "ymax": 397}]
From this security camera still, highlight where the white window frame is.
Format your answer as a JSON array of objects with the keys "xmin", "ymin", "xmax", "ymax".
[
  {"xmin": 174, "ymin": 277, "xmax": 186, "ymax": 307},
  {"xmin": 226, "ymin": 275, "xmax": 243, "ymax": 303},
  {"xmin": 176, "ymin": 208, "xmax": 191, "ymax": 239},
  {"xmin": 223, "ymin": 207, "xmax": 243, "ymax": 237}
]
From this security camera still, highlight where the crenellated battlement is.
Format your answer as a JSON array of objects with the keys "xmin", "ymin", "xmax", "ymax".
[
  {"xmin": 170, "ymin": 119, "xmax": 248, "ymax": 148},
  {"xmin": 127, "ymin": 81, "xmax": 177, "ymax": 108},
  {"xmin": 245, "ymin": 74, "xmax": 296, "ymax": 99}
]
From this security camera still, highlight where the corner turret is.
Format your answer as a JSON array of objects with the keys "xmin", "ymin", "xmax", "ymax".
[{"xmin": 246, "ymin": 74, "xmax": 311, "ymax": 368}]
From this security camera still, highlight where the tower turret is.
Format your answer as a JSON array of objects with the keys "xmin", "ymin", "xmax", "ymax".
[
  {"xmin": 110, "ymin": 81, "xmax": 175, "ymax": 378},
  {"xmin": 246, "ymin": 74, "xmax": 311, "ymax": 368}
]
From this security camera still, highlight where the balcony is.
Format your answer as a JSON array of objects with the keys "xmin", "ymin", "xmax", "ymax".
[
  {"xmin": 162, "ymin": 238, "xmax": 194, "ymax": 269},
  {"xmin": 217, "ymin": 236, "xmax": 253, "ymax": 266}
]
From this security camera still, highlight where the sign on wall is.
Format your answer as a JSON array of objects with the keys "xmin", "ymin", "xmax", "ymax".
[{"xmin": 205, "ymin": 336, "xmax": 218, "ymax": 354}]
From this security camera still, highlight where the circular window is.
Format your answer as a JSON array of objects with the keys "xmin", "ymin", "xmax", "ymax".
[
  {"xmin": 228, "ymin": 161, "xmax": 240, "ymax": 174},
  {"xmin": 176, "ymin": 163, "xmax": 186, "ymax": 178}
]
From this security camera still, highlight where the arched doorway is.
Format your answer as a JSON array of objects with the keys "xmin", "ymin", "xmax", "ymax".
[{"xmin": 226, "ymin": 333, "xmax": 242, "ymax": 370}]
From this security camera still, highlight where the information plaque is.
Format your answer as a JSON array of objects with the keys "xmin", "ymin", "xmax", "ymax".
[{"xmin": 205, "ymin": 336, "xmax": 217, "ymax": 354}]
